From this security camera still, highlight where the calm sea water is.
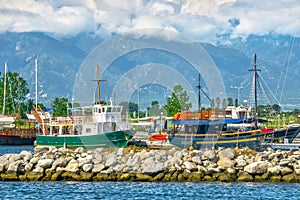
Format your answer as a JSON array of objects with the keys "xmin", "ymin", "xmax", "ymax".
[
  {"xmin": 0, "ymin": 182, "xmax": 300, "ymax": 200},
  {"xmin": 1, "ymin": 146, "xmax": 300, "ymax": 200},
  {"xmin": 0, "ymin": 145, "xmax": 34, "ymax": 155}
]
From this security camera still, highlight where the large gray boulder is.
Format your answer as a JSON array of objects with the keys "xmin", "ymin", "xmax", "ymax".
[
  {"xmin": 34, "ymin": 146, "xmax": 49, "ymax": 154},
  {"xmin": 65, "ymin": 159, "xmax": 79, "ymax": 173},
  {"xmin": 217, "ymin": 157, "xmax": 236, "ymax": 168},
  {"xmin": 8, "ymin": 154, "xmax": 21, "ymax": 162},
  {"xmin": 105, "ymin": 155, "xmax": 117, "ymax": 167},
  {"xmin": 52, "ymin": 157, "xmax": 68, "ymax": 169},
  {"xmin": 183, "ymin": 161, "xmax": 197, "ymax": 171},
  {"xmin": 218, "ymin": 148, "xmax": 235, "ymax": 159},
  {"xmin": 203, "ymin": 150, "xmax": 216, "ymax": 161},
  {"xmin": 37, "ymin": 159, "xmax": 54, "ymax": 169},
  {"xmin": 268, "ymin": 165, "xmax": 281, "ymax": 175},
  {"xmin": 20, "ymin": 151, "xmax": 33, "ymax": 162},
  {"xmin": 0, "ymin": 154, "xmax": 11, "ymax": 172},
  {"xmin": 82, "ymin": 163, "xmax": 94, "ymax": 172},
  {"xmin": 32, "ymin": 166, "xmax": 44, "ymax": 173},
  {"xmin": 142, "ymin": 163, "xmax": 165, "ymax": 174},
  {"xmin": 92, "ymin": 163, "xmax": 105, "ymax": 173},
  {"xmin": 78, "ymin": 157, "xmax": 93, "ymax": 168},
  {"xmin": 244, "ymin": 161, "xmax": 269, "ymax": 174},
  {"xmin": 191, "ymin": 156, "xmax": 202, "ymax": 165},
  {"xmin": 7, "ymin": 161, "xmax": 22, "ymax": 174}
]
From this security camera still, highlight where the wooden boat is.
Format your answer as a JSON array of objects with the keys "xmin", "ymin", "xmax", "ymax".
[
  {"xmin": 168, "ymin": 54, "xmax": 300, "ymax": 151},
  {"xmin": 168, "ymin": 114, "xmax": 266, "ymax": 150},
  {"xmin": 33, "ymin": 66, "xmax": 133, "ymax": 149},
  {"xmin": 0, "ymin": 63, "xmax": 38, "ymax": 145},
  {"xmin": 261, "ymin": 125, "xmax": 300, "ymax": 150},
  {"xmin": 0, "ymin": 120, "xmax": 37, "ymax": 145}
]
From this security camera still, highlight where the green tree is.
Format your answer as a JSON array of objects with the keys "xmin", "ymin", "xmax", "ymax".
[
  {"xmin": 222, "ymin": 98, "xmax": 227, "ymax": 109},
  {"xmin": 164, "ymin": 85, "xmax": 192, "ymax": 117},
  {"xmin": 52, "ymin": 97, "xmax": 70, "ymax": 117},
  {"xmin": 0, "ymin": 72, "xmax": 29, "ymax": 115},
  {"xmin": 227, "ymin": 97, "xmax": 233, "ymax": 106},
  {"xmin": 149, "ymin": 100, "xmax": 164, "ymax": 116},
  {"xmin": 119, "ymin": 101, "xmax": 138, "ymax": 118},
  {"xmin": 215, "ymin": 97, "xmax": 220, "ymax": 109},
  {"xmin": 211, "ymin": 98, "xmax": 215, "ymax": 109},
  {"xmin": 272, "ymin": 104, "xmax": 281, "ymax": 113},
  {"xmin": 234, "ymin": 98, "xmax": 238, "ymax": 107}
]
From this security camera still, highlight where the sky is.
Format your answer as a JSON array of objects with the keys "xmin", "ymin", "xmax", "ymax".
[{"xmin": 0, "ymin": 0, "xmax": 299, "ymax": 43}]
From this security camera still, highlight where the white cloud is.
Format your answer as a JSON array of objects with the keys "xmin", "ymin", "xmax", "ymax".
[{"xmin": 0, "ymin": 0, "xmax": 299, "ymax": 42}]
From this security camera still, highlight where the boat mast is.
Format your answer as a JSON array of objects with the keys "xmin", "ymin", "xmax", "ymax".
[
  {"xmin": 35, "ymin": 59, "xmax": 38, "ymax": 108},
  {"xmin": 249, "ymin": 53, "xmax": 261, "ymax": 117},
  {"xmin": 197, "ymin": 73, "xmax": 201, "ymax": 113},
  {"xmin": 18, "ymin": 75, "xmax": 21, "ymax": 120},
  {"xmin": 91, "ymin": 65, "xmax": 106, "ymax": 105},
  {"xmin": 2, "ymin": 63, "xmax": 7, "ymax": 115}
]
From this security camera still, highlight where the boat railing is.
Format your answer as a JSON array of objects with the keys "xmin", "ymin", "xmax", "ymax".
[{"xmin": 72, "ymin": 115, "xmax": 93, "ymax": 124}]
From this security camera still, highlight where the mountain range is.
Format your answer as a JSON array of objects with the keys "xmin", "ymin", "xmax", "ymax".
[{"xmin": 0, "ymin": 32, "xmax": 299, "ymax": 111}]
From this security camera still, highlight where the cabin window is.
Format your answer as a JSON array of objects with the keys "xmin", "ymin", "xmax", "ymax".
[
  {"xmin": 112, "ymin": 107, "xmax": 116, "ymax": 112},
  {"xmin": 86, "ymin": 128, "xmax": 91, "ymax": 133},
  {"xmin": 238, "ymin": 111, "xmax": 246, "ymax": 118},
  {"xmin": 185, "ymin": 125, "xmax": 193, "ymax": 133},
  {"xmin": 117, "ymin": 107, "xmax": 121, "ymax": 112},
  {"xmin": 102, "ymin": 108, "xmax": 105, "ymax": 112},
  {"xmin": 107, "ymin": 107, "xmax": 112, "ymax": 112},
  {"xmin": 98, "ymin": 109, "xmax": 101, "ymax": 113},
  {"xmin": 193, "ymin": 125, "xmax": 198, "ymax": 133}
]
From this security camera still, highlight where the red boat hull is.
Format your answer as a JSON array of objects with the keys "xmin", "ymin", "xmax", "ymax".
[{"xmin": 148, "ymin": 133, "xmax": 167, "ymax": 141}]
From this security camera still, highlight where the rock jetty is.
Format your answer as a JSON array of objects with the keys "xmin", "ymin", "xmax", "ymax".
[{"xmin": 1, "ymin": 146, "xmax": 300, "ymax": 182}]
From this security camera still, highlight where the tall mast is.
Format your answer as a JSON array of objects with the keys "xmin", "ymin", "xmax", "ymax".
[
  {"xmin": 196, "ymin": 73, "xmax": 201, "ymax": 113},
  {"xmin": 249, "ymin": 53, "xmax": 261, "ymax": 116},
  {"xmin": 35, "ymin": 59, "xmax": 38, "ymax": 108},
  {"xmin": 2, "ymin": 62, "xmax": 7, "ymax": 114},
  {"xmin": 18, "ymin": 75, "xmax": 21, "ymax": 119},
  {"xmin": 91, "ymin": 65, "xmax": 106, "ymax": 105}
]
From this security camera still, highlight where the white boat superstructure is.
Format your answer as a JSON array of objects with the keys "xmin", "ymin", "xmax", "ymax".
[
  {"xmin": 34, "ymin": 98, "xmax": 128, "ymax": 137},
  {"xmin": 225, "ymin": 105, "xmax": 252, "ymax": 119},
  {"xmin": 71, "ymin": 100, "xmax": 124, "ymax": 135}
]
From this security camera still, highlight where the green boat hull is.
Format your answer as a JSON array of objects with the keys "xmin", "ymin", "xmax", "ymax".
[{"xmin": 35, "ymin": 130, "xmax": 133, "ymax": 149}]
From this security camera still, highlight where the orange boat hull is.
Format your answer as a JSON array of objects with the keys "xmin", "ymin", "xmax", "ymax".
[{"xmin": 148, "ymin": 133, "xmax": 167, "ymax": 141}]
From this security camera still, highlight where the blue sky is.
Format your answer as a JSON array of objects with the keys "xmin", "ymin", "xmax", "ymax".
[{"xmin": 0, "ymin": 0, "xmax": 299, "ymax": 43}]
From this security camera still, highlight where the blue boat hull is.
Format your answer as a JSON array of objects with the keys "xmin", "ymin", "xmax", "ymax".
[{"xmin": 168, "ymin": 132, "xmax": 264, "ymax": 150}]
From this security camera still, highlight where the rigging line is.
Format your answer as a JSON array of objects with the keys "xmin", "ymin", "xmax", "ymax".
[
  {"xmin": 257, "ymin": 75, "xmax": 272, "ymax": 106},
  {"xmin": 279, "ymin": 34, "xmax": 296, "ymax": 103},
  {"xmin": 275, "ymin": 35, "xmax": 294, "ymax": 96},
  {"xmin": 247, "ymin": 72, "xmax": 256, "ymax": 107},
  {"xmin": 258, "ymin": 74, "xmax": 282, "ymax": 108}
]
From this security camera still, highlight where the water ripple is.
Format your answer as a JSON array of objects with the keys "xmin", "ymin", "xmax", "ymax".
[{"xmin": 1, "ymin": 182, "xmax": 300, "ymax": 200}]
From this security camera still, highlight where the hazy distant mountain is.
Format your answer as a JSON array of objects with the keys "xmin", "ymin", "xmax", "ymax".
[{"xmin": 0, "ymin": 32, "xmax": 299, "ymax": 110}]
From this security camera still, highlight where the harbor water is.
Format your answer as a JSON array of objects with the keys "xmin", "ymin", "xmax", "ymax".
[
  {"xmin": 1, "ymin": 146, "xmax": 300, "ymax": 200},
  {"xmin": 1, "ymin": 181, "xmax": 300, "ymax": 200}
]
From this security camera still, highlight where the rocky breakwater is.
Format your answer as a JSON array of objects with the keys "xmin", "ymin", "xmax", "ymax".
[{"xmin": 1, "ymin": 146, "xmax": 300, "ymax": 182}]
